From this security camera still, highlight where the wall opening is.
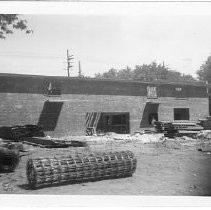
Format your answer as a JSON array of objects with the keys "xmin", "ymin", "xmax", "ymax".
[
  {"xmin": 86, "ymin": 112, "xmax": 130, "ymax": 135},
  {"xmin": 140, "ymin": 102, "xmax": 159, "ymax": 127},
  {"xmin": 174, "ymin": 108, "xmax": 189, "ymax": 120}
]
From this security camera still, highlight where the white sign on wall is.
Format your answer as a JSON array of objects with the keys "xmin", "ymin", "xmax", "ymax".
[{"xmin": 147, "ymin": 86, "xmax": 157, "ymax": 99}]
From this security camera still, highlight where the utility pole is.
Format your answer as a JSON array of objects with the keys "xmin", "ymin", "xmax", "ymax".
[
  {"xmin": 78, "ymin": 60, "xmax": 82, "ymax": 77},
  {"xmin": 67, "ymin": 49, "xmax": 74, "ymax": 77}
]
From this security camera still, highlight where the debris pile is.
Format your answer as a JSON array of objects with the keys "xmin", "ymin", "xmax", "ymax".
[
  {"xmin": 159, "ymin": 138, "xmax": 182, "ymax": 150},
  {"xmin": 197, "ymin": 130, "xmax": 211, "ymax": 152},
  {"xmin": 84, "ymin": 132, "xmax": 163, "ymax": 145},
  {"xmin": 26, "ymin": 150, "xmax": 137, "ymax": 189},
  {"xmin": 131, "ymin": 133, "xmax": 163, "ymax": 143}
]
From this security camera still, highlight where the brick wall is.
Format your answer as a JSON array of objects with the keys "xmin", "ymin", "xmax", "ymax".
[{"xmin": 0, "ymin": 93, "xmax": 208, "ymax": 137}]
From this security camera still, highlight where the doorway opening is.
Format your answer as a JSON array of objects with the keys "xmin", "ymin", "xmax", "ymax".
[{"xmin": 86, "ymin": 112, "xmax": 130, "ymax": 135}]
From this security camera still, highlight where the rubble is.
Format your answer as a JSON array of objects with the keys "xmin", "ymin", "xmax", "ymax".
[
  {"xmin": 160, "ymin": 138, "xmax": 182, "ymax": 150},
  {"xmin": 83, "ymin": 132, "xmax": 164, "ymax": 145}
]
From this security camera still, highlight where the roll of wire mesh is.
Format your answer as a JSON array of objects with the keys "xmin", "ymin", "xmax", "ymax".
[{"xmin": 26, "ymin": 150, "xmax": 137, "ymax": 189}]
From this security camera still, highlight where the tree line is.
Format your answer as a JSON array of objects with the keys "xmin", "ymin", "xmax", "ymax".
[
  {"xmin": 95, "ymin": 62, "xmax": 197, "ymax": 82},
  {"xmin": 95, "ymin": 59, "xmax": 211, "ymax": 83}
]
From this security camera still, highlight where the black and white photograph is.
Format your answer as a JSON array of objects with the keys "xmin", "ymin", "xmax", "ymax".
[{"xmin": 1, "ymin": 1, "xmax": 211, "ymax": 207}]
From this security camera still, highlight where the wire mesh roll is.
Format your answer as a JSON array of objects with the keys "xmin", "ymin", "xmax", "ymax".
[{"xmin": 26, "ymin": 150, "xmax": 137, "ymax": 189}]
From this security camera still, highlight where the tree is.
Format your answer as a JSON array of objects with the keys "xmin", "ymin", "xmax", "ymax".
[
  {"xmin": 197, "ymin": 55, "xmax": 211, "ymax": 82},
  {"xmin": 0, "ymin": 14, "xmax": 32, "ymax": 39}
]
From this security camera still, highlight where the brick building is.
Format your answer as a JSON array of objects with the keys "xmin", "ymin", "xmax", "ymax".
[{"xmin": 0, "ymin": 73, "xmax": 209, "ymax": 137}]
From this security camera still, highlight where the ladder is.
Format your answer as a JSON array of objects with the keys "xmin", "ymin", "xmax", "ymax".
[{"xmin": 86, "ymin": 112, "xmax": 101, "ymax": 135}]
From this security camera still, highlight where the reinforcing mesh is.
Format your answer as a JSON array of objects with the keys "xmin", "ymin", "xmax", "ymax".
[{"xmin": 26, "ymin": 150, "xmax": 137, "ymax": 189}]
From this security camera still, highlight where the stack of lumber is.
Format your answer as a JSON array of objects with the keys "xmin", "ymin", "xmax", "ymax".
[
  {"xmin": 26, "ymin": 150, "xmax": 137, "ymax": 189},
  {"xmin": 154, "ymin": 121, "xmax": 203, "ymax": 138},
  {"xmin": 172, "ymin": 121, "xmax": 203, "ymax": 137},
  {"xmin": 154, "ymin": 121, "xmax": 177, "ymax": 137}
]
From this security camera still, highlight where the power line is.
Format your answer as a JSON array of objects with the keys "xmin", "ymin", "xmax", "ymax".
[{"xmin": 0, "ymin": 54, "xmax": 63, "ymax": 59}]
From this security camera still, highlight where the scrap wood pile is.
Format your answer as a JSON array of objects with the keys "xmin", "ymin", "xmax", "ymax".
[
  {"xmin": 0, "ymin": 124, "xmax": 87, "ymax": 148},
  {"xmin": 26, "ymin": 150, "xmax": 137, "ymax": 189},
  {"xmin": 154, "ymin": 121, "xmax": 203, "ymax": 138},
  {"xmin": 22, "ymin": 137, "xmax": 88, "ymax": 148},
  {"xmin": 0, "ymin": 124, "xmax": 45, "ymax": 140}
]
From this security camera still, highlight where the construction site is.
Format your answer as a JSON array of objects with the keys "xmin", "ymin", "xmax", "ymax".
[{"xmin": 1, "ymin": 73, "xmax": 211, "ymax": 195}]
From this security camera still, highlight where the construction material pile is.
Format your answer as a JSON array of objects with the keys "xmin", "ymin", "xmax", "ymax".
[
  {"xmin": 26, "ymin": 150, "xmax": 137, "ymax": 189},
  {"xmin": 154, "ymin": 121, "xmax": 177, "ymax": 138},
  {"xmin": 199, "ymin": 116, "xmax": 211, "ymax": 130},
  {"xmin": 154, "ymin": 121, "xmax": 203, "ymax": 138},
  {"xmin": 0, "ymin": 125, "xmax": 44, "ymax": 140}
]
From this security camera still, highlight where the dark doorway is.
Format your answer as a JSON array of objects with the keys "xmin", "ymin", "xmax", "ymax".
[
  {"xmin": 38, "ymin": 101, "xmax": 63, "ymax": 131},
  {"xmin": 140, "ymin": 102, "xmax": 159, "ymax": 127},
  {"xmin": 86, "ymin": 112, "xmax": 130, "ymax": 134},
  {"xmin": 174, "ymin": 108, "xmax": 189, "ymax": 120}
]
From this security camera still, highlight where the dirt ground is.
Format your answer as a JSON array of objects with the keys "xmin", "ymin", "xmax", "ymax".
[{"xmin": 1, "ymin": 135, "xmax": 211, "ymax": 196}]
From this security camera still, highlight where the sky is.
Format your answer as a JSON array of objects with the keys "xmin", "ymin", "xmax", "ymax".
[{"xmin": 1, "ymin": 3, "xmax": 211, "ymax": 78}]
